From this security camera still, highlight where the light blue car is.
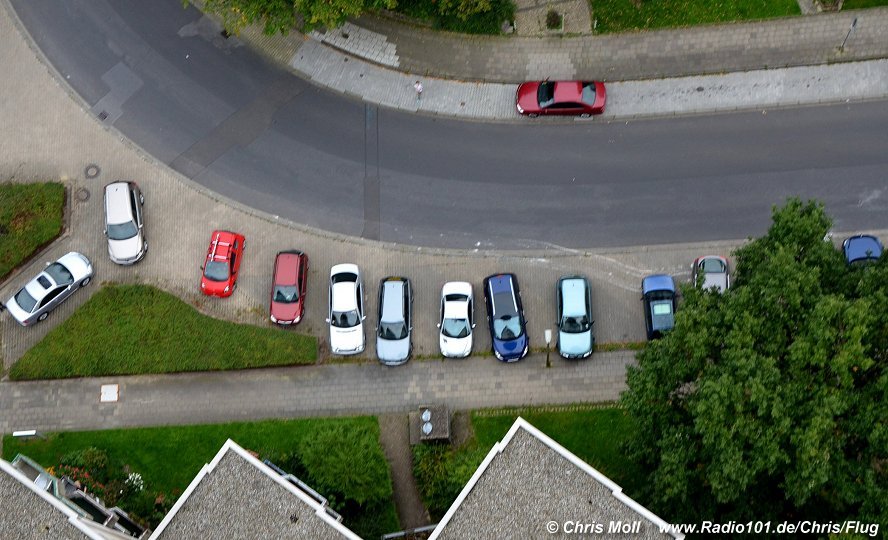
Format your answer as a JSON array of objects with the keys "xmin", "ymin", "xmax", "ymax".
[{"xmin": 556, "ymin": 276, "xmax": 594, "ymax": 359}]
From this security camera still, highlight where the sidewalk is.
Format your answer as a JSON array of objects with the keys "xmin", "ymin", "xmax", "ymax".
[{"xmin": 231, "ymin": 7, "xmax": 888, "ymax": 120}]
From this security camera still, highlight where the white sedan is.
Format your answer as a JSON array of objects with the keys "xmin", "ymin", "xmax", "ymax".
[
  {"xmin": 437, "ymin": 282, "xmax": 475, "ymax": 358},
  {"xmin": 326, "ymin": 264, "xmax": 366, "ymax": 355},
  {"xmin": 4, "ymin": 252, "xmax": 93, "ymax": 326}
]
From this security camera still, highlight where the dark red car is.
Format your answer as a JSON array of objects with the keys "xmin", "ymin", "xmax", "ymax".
[
  {"xmin": 516, "ymin": 80, "xmax": 606, "ymax": 117},
  {"xmin": 270, "ymin": 250, "xmax": 308, "ymax": 325},
  {"xmin": 200, "ymin": 230, "xmax": 245, "ymax": 297}
]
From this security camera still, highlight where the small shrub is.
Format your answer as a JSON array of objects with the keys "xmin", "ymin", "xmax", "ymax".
[
  {"xmin": 545, "ymin": 9, "xmax": 562, "ymax": 29},
  {"xmin": 61, "ymin": 447, "xmax": 110, "ymax": 482}
]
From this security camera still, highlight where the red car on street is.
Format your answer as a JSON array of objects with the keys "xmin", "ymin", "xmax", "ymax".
[
  {"xmin": 270, "ymin": 250, "xmax": 309, "ymax": 325},
  {"xmin": 200, "ymin": 230, "xmax": 245, "ymax": 297},
  {"xmin": 516, "ymin": 80, "xmax": 606, "ymax": 117}
]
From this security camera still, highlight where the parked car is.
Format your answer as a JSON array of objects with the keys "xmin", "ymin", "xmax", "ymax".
[
  {"xmin": 327, "ymin": 264, "xmax": 365, "ymax": 355},
  {"xmin": 483, "ymin": 274, "xmax": 528, "ymax": 362},
  {"xmin": 103, "ymin": 181, "xmax": 147, "ymax": 265},
  {"xmin": 556, "ymin": 276, "xmax": 594, "ymax": 359},
  {"xmin": 843, "ymin": 234, "xmax": 883, "ymax": 266},
  {"xmin": 4, "ymin": 252, "xmax": 93, "ymax": 326},
  {"xmin": 692, "ymin": 255, "xmax": 730, "ymax": 292},
  {"xmin": 642, "ymin": 274, "xmax": 677, "ymax": 340},
  {"xmin": 200, "ymin": 230, "xmax": 245, "ymax": 297},
  {"xmin": 516, "ymin": 80, "xmax": 606, "ymax": 117},
  {"xmin": 438, "ymin": 282, "xmax": 475, "ymax": 358},
  {"xmin": 376, "ymin": 277, "xmax": 412, "ymax": 365},
  {"xmin": 269, "ymin": 250, "xmax": 308, "ymax": 325}
]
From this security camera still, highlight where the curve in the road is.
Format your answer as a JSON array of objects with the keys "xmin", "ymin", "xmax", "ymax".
[{"xmin": 10, "ymin": 0, "xmax": 888, "ymax": 249}]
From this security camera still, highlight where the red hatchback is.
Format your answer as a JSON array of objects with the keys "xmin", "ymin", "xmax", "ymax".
[
  {"xmin": 516, "ymin": 80, "xmax": 606, "ymax": 117},
  {"xmin": 200, "ymin": 230, "xmax": 245, "ymax": 297},
  {"xmin": 270, "ymin": 250, "xmax": 308, "ymax": 325}
]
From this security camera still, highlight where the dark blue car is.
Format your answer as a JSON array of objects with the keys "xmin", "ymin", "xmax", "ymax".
[
  {"xmin": 842, "ymin": 235, "xmax": 883, "ymax": 266},
  {"xmin": 642, "ymin": 274, "xmax": 676, "ymax": 340},
  {"xmin": 483, "ymin": 274, "xmax": 528, "ymax": 362}
]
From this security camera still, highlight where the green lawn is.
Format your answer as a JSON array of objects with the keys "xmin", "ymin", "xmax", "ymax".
[
  {"xmin": 2, "ymin": 417, "xmax": 399, "ymax": 539},
  {"xmin": 413, "ymin": 405, "xmax": 643, "ymax": 520},
  {"xmin": 9, "ymin": 284, "xmax": 317, "ymax": 380},
  {"xmin": 0, "ymin": 182, "xmax": 65, "ymax": 281},
  {"xmin": 842, "ymin": 0, "xmax": 888, "ymax": 7},
  {"xmin": 590, "ymin": 0, "xmax": 800, "ymax": 34}
]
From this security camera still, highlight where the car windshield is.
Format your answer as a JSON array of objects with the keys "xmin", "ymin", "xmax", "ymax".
[
  {"xmin": 44, "ymin": 263, "xmax": 74, "ymax": 286},
  {"xmin": 560, "ymin": 315, "xmax": 591, "ymax": 333},
  {"xmin": 331, "ymin": 310, "xmax": 360, "ymax": 328},
  {"xmin": 107, "ymin": 221, "xmax": 138, "ymax": 240},
  {"xmin": 493, "ymin": 314, "xmax": 523, "ymax": 340},
  {"xmin": 273, "ymin": 285, "xmax": 299, "ymax": 303},
  {"xmin": 537, "ymin": 81, "xmax": 555, "ymax": 108},
  {"xmin": 379, "ymin": 321, "xmax": 408, "ymax": 340},
  {"xmin": 701, "ymin": 258, "xmax": 726, "ymax": 273},
  {"xmin": 442, "ymin": 318, "xmax": 470, "ymax": 339},
  {"xmin": 203, "ymin": 261, "xmax": 229, "ymax": 282},
  {"xmin": 580, "ymin": 83, "xmax": 597, "ymax": 105},
  {"xmin": 14, "ymin": 288, "xmax": 38, "ymax": 313}
]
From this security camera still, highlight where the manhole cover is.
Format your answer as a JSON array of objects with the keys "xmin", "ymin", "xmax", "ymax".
[
  {"xmin": 84, "ymin": 164, "xmax": 101, "ymax": 178},
  {"xmin": 75, "ymin": 187, "xmax": 90, "ymax": 202}
]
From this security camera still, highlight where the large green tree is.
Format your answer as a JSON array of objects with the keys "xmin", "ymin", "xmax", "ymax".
[
  {"xmin": 200, "ymin": 0, "xmax": 396, "ymax": 35},
  {"xmin": 622, "ymin": 199, "xmax": 887, "ymax": 530}
]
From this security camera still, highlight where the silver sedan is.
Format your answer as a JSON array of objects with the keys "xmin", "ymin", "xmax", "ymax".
[{"xmin": 3, "ymin": 252, "xmax": 93, "ymax": 326}]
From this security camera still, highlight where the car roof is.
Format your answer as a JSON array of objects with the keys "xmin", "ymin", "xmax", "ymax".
[
  {"xmin": 24, "ymin": 272, "xmax": 55, "ymax": 301},
  {"xmin": 487, "ymin": 274, "xmax": 515, "ymax": 294},
  {"xmin": 844, "ymin": 235, "xmax": 883, "ymax": 262},
  {"xmin": 553, "ymin": 81, "xmax": 582, "ymax": 103},
  {"xmin": 206, "ymin": 231, "xmax": 239, "ymax": 262},
  {"xmin": 560, "ymin": 278, "xmax": 587, "ymax": 317},
  {"xmin": 104, "ymin": 182, "xmax": 134, "ymax": 224},
  {"xmin": 380, "ymin": 280, "xmax": 406, "ymax": 322},
  {"xmin": 332, "ymin": 281, "xmax": 357, "ymax": 311},
  {"xmin": 274, "ymin": 252, "xmax": 302, "ymax": 284},
  {"xmin": 642, "ymin": 274, "xmax": 675, "ymax": 294}
]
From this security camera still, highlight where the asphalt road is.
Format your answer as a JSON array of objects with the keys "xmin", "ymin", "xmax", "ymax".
[{"xmin": 11, "ymin": 0, "xmax": 888, "ymax": 250}]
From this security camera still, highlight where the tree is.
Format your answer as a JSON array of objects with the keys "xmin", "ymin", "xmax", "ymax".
[
  {"xmin": 621, "ymin": 199, "xmax": 888, "ymax": 530},
  {"xmin": 200, "ymin": 0, "xmax": 397, "ymax": 35}
]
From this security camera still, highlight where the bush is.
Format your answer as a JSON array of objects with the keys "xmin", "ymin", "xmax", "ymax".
[
  {"xmin": 61, "ymin": 447, "xmax": 110, "ymax": 481},
  {"xmin": 412, "ymin": 442, "xmax": 488, "ymax": 519},
  {"xmin": 545, "ymin": 9, "xmax": 562, "ymax": 29},
  {"xmin": 395, "ymin": 0, "xmax": 515, "ymax": 34}
]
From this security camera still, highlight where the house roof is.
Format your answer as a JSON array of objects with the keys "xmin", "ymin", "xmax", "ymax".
[
  {"xmin": 0, "ymin": 459, "xmax": 105, "ymax": 540},
  {"xmin": 151, "ymin": 439, "xmax": 360, "ymax": 540},
  {"xmin": 429, "ymin": 417, "xmax": 683, "ymax": 540}
]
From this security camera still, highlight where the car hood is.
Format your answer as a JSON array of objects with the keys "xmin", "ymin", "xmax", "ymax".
[
  {"xmin": 108, "ymin": 235, "xmax": 143, "ymax": 261},
  {"xmin": 377, "ymin": 336, "xmax": 410, "ymax": 364},
  {"xmin": 494, "ymin": 333, "xmax": 528, "ymax": 360},
  {"xmin": 330, "ymin": 324, "xmax": 364, "ymax": 353},
  {"xmin": 516, "ymin": 83, "xmax": 540, "ymax": 113},
  {"xmin": 57, "ymin": 252, "xmax": 93, "ymax": 281},
  {"xmin": 440, "ymin": 334, "xmax": 472, "ymax": 358},
  {"xmin": 271, "ymin": 301, "xmax": 302, "ymax": 322},
  {"xmin": 559, "ymin": 330, "xmax": 593, "ymax": 356}
]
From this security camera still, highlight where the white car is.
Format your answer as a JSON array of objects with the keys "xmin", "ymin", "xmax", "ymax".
[
  {"xmin": 103, "ymin": 181, "xmax": 147, "ymax": 265},
  {"xmin": 437, "ymin": 282, "xmax": 475, "ymax": 358},
  {"xmin": 692, "ymin": 255, "xmax": 730, "ymax": 292},
  {"xmin": 326, "ymin": 264, "xmax": 366, "ymax": 355},
  {"xmin": 3, "ymin": 252, "xmax": 93, "ymax": 326}
]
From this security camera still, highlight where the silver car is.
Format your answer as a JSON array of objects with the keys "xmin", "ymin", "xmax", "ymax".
[
  {"xmin": 3, "ymin": 252, "xmax": 93, "ymax": 326},
  {"xmin": 376, "ymin": 277, "xmax": 412, "ymax": 365},
  {"xmin": 103, "ymin": 181, "xmax": 147, "ymax": 265}
]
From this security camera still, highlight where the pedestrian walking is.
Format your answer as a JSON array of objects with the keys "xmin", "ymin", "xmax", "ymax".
[{"xmin": 414, "ymin": 80, "xmax": 423, "ymax": 101}]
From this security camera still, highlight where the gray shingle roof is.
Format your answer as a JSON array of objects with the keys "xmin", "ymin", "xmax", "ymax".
[
  {"xmin": 430, "ymin": 417, "xmax": 682, "ymax": 540},
  {"xmin": 0, "ymin": 460, "xmax": 97, "ymax": 540},
  {"xmin": 151, "ymin": 440, "xmax": 360, "ymax": 540}
]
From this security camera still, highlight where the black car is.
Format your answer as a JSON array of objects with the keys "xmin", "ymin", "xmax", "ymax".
[
  {"xmin": 483, "ymin": 273, "xmax": 529, "ymax": 362},
  {"xmin": 642, "ymin": 274, "xmax": 676, "ymax": 340}
]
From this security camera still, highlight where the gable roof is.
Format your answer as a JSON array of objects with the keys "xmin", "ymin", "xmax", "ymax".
[
  {"xmin": 150, "ymin": 439, "xmax": 360, "ymax": 540},
  {"xmin": 0, "ymin": 458, "xmax": 107, "ymax": 540},
  {"xmin": 429, "ymin": 417, "xmax": 683, "ymax": 540}
]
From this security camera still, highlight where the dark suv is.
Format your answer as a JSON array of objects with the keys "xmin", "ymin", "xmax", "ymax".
[{"xmin": 483, "ymin": 274, "xmax": 528, "ymax": 362}]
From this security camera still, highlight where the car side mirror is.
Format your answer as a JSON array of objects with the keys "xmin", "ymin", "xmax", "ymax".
[
  {"xmin": 45, "ymin": 262, "xmax": 51, "ymax": 267},
  {"xmin": 436, "ymin": 323, "xmax": 441, "ymax": 328},
  {"xmin": 362, "ymin": 315, "xmax": 367, "ymax": 321},
  {"xmin": 200, "ymin": 265, "xmax": 204, "ymax": 271},
  {"xmin": 139, "ymin": 223, "xmax": 143, "ymax": 229},
  {"xmin": 325, "ymin": 318, "xmax": 331, "ymax": 323},
  {"xmin": 103, "ymin": 229, "xmax": 107, "ymax": 236},
  {"xmin": 471, "ymin": 323, "xmax": 476, "ymax": 328}
]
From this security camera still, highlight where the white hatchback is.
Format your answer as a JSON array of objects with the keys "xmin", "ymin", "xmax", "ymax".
[
  {"xmin": 437, "ymin": 282, "xmax": 475, "ymax": 358},
  {"xmin": 326, "ymin": 264, "xmax": 366, "ymax": 355}
]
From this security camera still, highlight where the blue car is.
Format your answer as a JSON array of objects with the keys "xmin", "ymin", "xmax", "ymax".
[
  {"xmin": 642, "ymin": 274, "xmax": 676, "ymax": 340},
  {"xmin": 483, "ymin": 274, "xmax": 529, "ymax": 362},
  {"xmin": 843, "ymin": 235, "xmax": 883, "ymax": 266}
]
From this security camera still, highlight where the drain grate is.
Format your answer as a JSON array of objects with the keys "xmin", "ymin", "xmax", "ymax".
[
  {"xmin": 97, "ymin": 110, "xmax": 108, "ymax": 121},
  {"xmin": 84, "ymin": 164, "xmax": 101, "ymax": 179}
]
